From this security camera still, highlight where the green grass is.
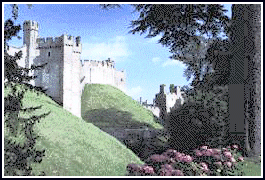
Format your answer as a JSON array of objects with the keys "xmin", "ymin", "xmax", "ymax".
[
  {"xmin": 81, "ymin": 84, "xmax": 163, "ymax": 129},
  {"xmin": 242, "ymin": 157, "xmax": 262, "ymax": 176},
  {"xmin": 4, "ymin": 85, "xmax": 143, "ymax": 176}
]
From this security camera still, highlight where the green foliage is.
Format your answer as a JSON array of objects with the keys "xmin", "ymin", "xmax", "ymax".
[
  {"xmin": 100, "ymin": 4, "xmax": 121, "ymax": 10},
  {"xmin": 169, "ymin": 84, "xmax": 174, "ymax": 93},
  {"xmin": 4, "ymin": 5, "xmax": 48, "ymax": 176},
  {"xmin": 129, "ymin": 4, "xmax": 229, "ymax": 60},
  {"xmin": 166, "ymin": 85, "xmax": 229, "ymax": 151}
]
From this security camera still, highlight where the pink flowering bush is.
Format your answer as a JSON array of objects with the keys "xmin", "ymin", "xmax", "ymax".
[{"xmin": 126, "ymin": 144, "xmax": 245, "ymax": 176}]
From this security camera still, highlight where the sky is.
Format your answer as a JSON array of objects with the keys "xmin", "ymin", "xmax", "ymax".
[{"xmin": 3, "ymin": 3, "xmax": 232, "ymax": 103}]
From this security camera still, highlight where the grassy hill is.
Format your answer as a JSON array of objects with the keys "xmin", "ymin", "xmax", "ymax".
[
  {"xmin": 4, "ymin": 85, "xmax": 143, "ymax": 176},
  {"xmin": 81, "ymin": 84, "xmax": 163, "ymax": 129}
]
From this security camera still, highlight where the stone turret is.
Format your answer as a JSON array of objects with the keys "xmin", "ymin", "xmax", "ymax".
[{"xmin": 23, "ymin": 20, "xmax": 39, "ymax": 85}]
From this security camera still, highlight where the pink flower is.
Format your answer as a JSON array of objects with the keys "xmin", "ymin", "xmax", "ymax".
[
  {"xmin": 224, "ymin": 161, "xmax": 232, "ymax": 168},
  {"xmin": 143, "ymin": 165, "xmax": 155, "ymax": 174},
  {"xmin": 164, "ymin": 149, "xmax": 178, "ymax": 158},
  {"xmin": 171, "ymin": 169, "xmax": 184, "ymax": 176},
  {"xmin": 169, "ymin": 158, "xmax": 176, "ymax": 164},
  {"xmin": 200, "ymin": 162, "xmax": 209, "ymax": 172},
  {"xmin": 227, "ymin": 145, "xmax": 231, "ymax": 149},
  {"xmin": 196, "ymin": 149, "xmax": 203, "ymax": 157},
  {"xmin": 183, "ymin": 155, "xmax": 193, "ymax": 163},
  {"xmin": 205, "ymin": 149, "xmax": 213, "ymax": 156},
  {"xmin": 158, "ymin": 168, "xmax": 171, "ymax": 176},
  {"xmin": 232, "ymin": 144, "xmax": 238, "ymax": 150},
  {"xmin": 212, "ymin": 148, "xmax": 222, "ymax": 155},
  {"xmin": 175, "ymin": 153, "xmax": 185, "ymax": 162},
  {"xmin": 213, "ymin": 154, "xmax": 221, "ymax": 160},
  {"xmin": 161, "ymin": 164, "xmax": 174, "ymax": 170},
  {"xmin": 127, "ymin": 164, "xmax": 143, "ymax": 173},
  {"xmin": 223, "ymin": 151, "xmax": 232, "ymax": 158},
  {"xmin": 222, "ymin": 147, "xmax": 229, "ymax": 152},
  {"xmin": 201, "ymin": 145, "xmax": 208, "ymax": 150},
  {"xmin": 230, "ymin": 157, "xmax": 236, "ymax": 163},
  {"xmin": 149, "ymin": 154, "xmax": 169, "ymax": 163},
  {"xmin": 176, "ymin": 155, "xmax": 184, "ymax": 162},
  {"xmin": 238, "ymin": 156, "xmax": 244, "ymax": 162}
]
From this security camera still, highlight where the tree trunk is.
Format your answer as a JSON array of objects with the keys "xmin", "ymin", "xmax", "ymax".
[{"xmin": 230, "ymin": 4, "xmax": 261, "ymax": 157}]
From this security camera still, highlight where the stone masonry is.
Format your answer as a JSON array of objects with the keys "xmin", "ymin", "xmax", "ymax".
[{"xmin": 7, "ymin": 20, "xmax": 126, "ymax": 117}]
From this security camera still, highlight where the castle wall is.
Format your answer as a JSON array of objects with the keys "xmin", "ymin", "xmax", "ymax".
[
  {"xmin": 82, "ymin": 60, "xmax": 125, "ymax": 92},
  {"xmin": 115, "ymin": 70, "xmax": 126, "ymax": 92},
  {"xmin": 153, "ymin": 85, "xmax": 185, "ymax": 119},
  {"xmin": 144, "ymin": 105, "xmax": 160, "ymax": 118},
  {"xmin": 34, "ymin": 36, "xmax": 64, "ymax": 103}
]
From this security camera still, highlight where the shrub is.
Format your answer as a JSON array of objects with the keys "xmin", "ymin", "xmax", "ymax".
[
  {"xmin": 126, "ymin": 144, "xmax": 245, "ymax": 176},
  {"xmin": 166, "ymin": 86, "xmax": 230, "ymax": 152}
]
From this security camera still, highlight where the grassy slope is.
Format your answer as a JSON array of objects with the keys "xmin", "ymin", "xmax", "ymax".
[
  {"xmin": 4, "ymin": 86, "xmax": 143, "ymax": 176},
  {"xmin": 81, "ymin": 84, "xmax": 163, "ymax": 129},
  {"xmin": 242, "ymin": 158, "xmax": 262, "ymax": 176}
]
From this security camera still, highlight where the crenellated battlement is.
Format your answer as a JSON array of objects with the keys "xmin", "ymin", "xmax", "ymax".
[
  {"xmin": 23, "ymin": 20, "xmax": 39, "ymax": 30},
  {"xmin": 37, "ymin": 36, "xmax": 63, "ymax": 45},
  {"xmin": 36, "ymin": 34, "xmax": 81, "ymax": 52},
  {"xmin": 83, "ymin": 58, "xmax": 115, "ymax": 68}
]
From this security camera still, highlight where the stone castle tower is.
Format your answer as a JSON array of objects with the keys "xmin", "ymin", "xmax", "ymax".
[{"xmin": 8, "ymin": 20, "xmax": 126, "ymax": 118}]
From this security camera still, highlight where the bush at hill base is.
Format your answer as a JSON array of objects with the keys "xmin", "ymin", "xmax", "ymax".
[{"xmin": 126, "ymin": 144, "xmax": 245, "ymax": 176}]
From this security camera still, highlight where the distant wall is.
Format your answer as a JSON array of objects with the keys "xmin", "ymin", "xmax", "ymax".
[
  {"xmin": 144, "ymin": 105, "xmax": 160, "ymax": 118},
  {"xmin": 82, "ymin": 60, "xmax": 126, "ymax": 92},
  {"xmin": 115, "ymin": 70, "xmax": 126, "ymax": 92}
]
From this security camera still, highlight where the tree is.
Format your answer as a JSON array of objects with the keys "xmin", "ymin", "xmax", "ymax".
[
  {"xmin": 228, "ymin": 4, "xmax": 261, "ymax": 158},
  {"xmin": 101, "ymin": 4, "xmax": 229, "ymax": 84},
  {"xmin": 101, "ymin": 4, "xmax": 261, "ymax": 157},
  {"xmin": 4, "ymin": 4, "xmax": 48, "ymax": 176},
  {"xmin": 169, "ymin": 84, "xmax": 174, "ymax": 93},
  {"xmin": 129, "ymin": 4, "xmax": 229, "ymax": 68}
]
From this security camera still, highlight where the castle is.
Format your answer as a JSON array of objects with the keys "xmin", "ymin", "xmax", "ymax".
[
  {"xmin": 140, "ymin": 85, "xmax": 185, "ymax": 120},
  {"xmin": 7, "ymin": 20, "xmax": 126, "ymax": 118}
]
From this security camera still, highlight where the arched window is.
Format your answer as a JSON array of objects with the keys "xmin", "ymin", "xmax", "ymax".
[{"xmin": 48, "ymin": 52, "xmax": 51, "ymax": 57}]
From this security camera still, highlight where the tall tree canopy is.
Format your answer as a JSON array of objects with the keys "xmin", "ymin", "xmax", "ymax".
[{"xmin": 129, "ymin": 4, "xmax": 229, "ymax": 60}]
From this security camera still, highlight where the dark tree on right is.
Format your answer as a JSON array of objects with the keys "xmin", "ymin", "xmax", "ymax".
[{"xmin": 228, "ymin": 4, "xmax": 261, "ymax": 158}]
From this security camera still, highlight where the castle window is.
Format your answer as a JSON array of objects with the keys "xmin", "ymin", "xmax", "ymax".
[
  {"xmin": 121, "ymin": 78, "xmax": 123, "ymax": 82},
  {"xmin": 48, "ymin": 52, "xmax": 51, "ymax": 57}
]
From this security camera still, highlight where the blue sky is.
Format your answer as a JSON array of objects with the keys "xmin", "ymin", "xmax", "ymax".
[{"xmin": 4, "ymin": 3, "xmax": 232, "ymax": 103}]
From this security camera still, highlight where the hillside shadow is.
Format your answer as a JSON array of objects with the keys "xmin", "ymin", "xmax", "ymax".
[
  {"xmin": 152, "ymin": 114, "xmax": 165, "ymax": 126},
  {"xmin": 82, "ymin": 108, "xmax": 168, "ymax": 160},
  {"xmin": 82, "ymin": 108, "xmax": 153, "ymax": 129}
]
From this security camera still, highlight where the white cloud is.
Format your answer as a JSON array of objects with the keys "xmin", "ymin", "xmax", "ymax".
[
  {"xmin": 81, "ymin": 36, "xmax": 129, "ymax": 62},
  {"xmin": 162, "ymin": 59, "xmax": 185, "ymax": 68},
  {"xmin": 152, "ymin": 57, "xmax": 161, "ymax": 63},
  {"xmin": 147, "ymin": 35, "xmax": 162, "ymax": 44},
  {"xmin": 127, "ymin": 86, "xmax": 143, "ymax": 98}
]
